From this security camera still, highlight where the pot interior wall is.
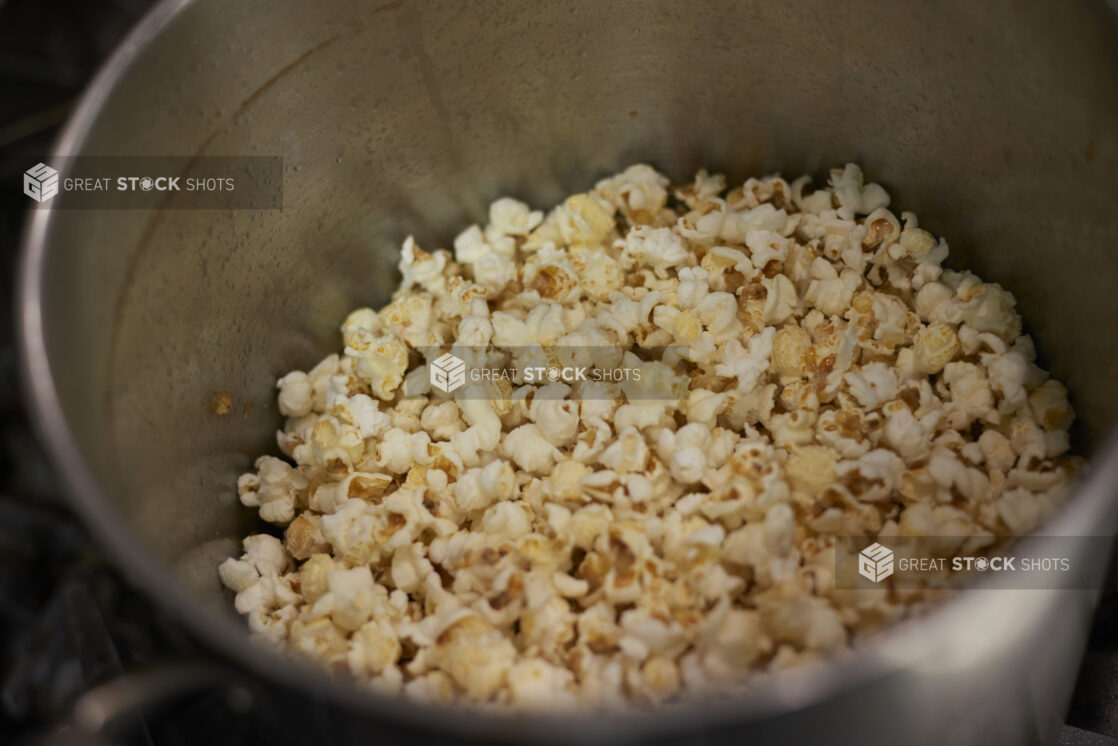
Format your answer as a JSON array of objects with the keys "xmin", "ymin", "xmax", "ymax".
[{"xmin": 34, "ymin": 0, "xmax": 1118, "ymax": 610}]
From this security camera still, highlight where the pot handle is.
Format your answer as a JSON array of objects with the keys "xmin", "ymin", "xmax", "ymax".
[{"xmin": 42, "ymin": 661, "xmax": 247, "ymax": 745}]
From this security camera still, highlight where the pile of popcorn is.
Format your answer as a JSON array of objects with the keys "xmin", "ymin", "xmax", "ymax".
[{"xmin": 220, "ymin": 164, "xmax": 1079, "ymax": 708}]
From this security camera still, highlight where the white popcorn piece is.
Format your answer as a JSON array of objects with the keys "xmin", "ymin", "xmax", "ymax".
[
  {"xmin": 391, "ymin": 542, "xmax": 434, "ymax": 593},
  {"xmin": 790, "ymin": 176, "xmax": 833, "ymax": 215},
  {"xmin": 455, "ymin": 224, "xmax": 505, "ymax": 264},
  {"xmin": 480, "ymin": 501, "xmax": 533, "ymax": 540},
  {"xmin": 557, "ymin": 193, "xmax": 615, "ymax": 247},
  {"xmin": 942, "ymin": 362, "xmax": 995, "ymax": 429},
  {"xmin": 599, "ymin": 427, "xmax": 650, "ymax": 474},
  {"xmin": 596, "ymin": 163, "xmax": 670, "ymax": 218},
  {"xmin": 836, "ymin": 449, "xmax": 904, "ymax": 502},
  {"xmin": 844, "ymin": 362, "xmax": 899, "ymax": 410},
  {"xmin": 881, "ymin": 402, "xmax": 931, "ymax": 462},
  {"xmin": 620, "ymin": 225, "xmax": 690, "ymax": 269},
  {"xmin": 218, "ymin": 558, "xmax": 259, "ymax": 593},
  {"xmin": 507, "ymin": 658, "xmax": 578, "ymax": 709},
  {"xmin": 1028, "ymin": 380, "xmax": 1074, "ymax": 432},
  {"xmin": 343, "ymin": 329, "xmax": 408, "ymax": 401},
  {"xmin": 456, "ymin": 459, "xmax": 516, "ymax": 513},
  {"xmin": 276, "ymin": 371, "xmax": 313, "ymax": 418},
  {"xmin": 785, "ymin": 445, "xmax": 838, "ymax": 497},
  {"xmin": 241, "ymin": 456, "xmax": 308, "ymax": 525},
  {"xmin": 488, "ymin": 197, "xmax": 544, "ymax": 237},
  {"xmin": 348, "ymin": 621, "xmax": 402, "ymax": 677},
  {"xmin": 804, "ymin": 258, "xmax": 861, "ymax": 316},
  {"xmin": 242, "ymin": 534, "xmax": 289, "ymax": 577},
  {"xmin": 912, "ymin": 322, "xmax": 959, "ymax": 375},
  {"xmin": 327, "ymin": 565, "xmax": 377, "ymax": 631},
  {"xmin": 987, "ymin": 350, "xmax": 1030, "ymax": 415},
  {"xmin": 743, "ymin": 227, "xmax": 789, "ymax": 268},
  {"xmin": 762, "ymin": 274, "xmax": 799, "ymax": 325},
  {"xmin": 427, "ymin": 614, "xmax": 518, "ymax": 699},
  {"xmin": 716, "ymin": 327, "xmax": 776, "ymax": 394},
  {"xmin": 829, "ymin": 164, "xmax": 889, "ymax": 216},
  {"xmin": 502, "ymin": 424, "xmax": 562, "ymax": 475},
  {"xmin": 398, "ymin": 236, "xmax": 449, "ymax": 293},
  {"xmin": 234, "ymin": 574, "xmax": 298, "ymax": 616},
  {"xmin": 332, "ymin": 393, "xmax": 390, "ymax": 439},
  {"xmin": 528, "ymin": 391, "xmax": 580, "ymax": 447}
]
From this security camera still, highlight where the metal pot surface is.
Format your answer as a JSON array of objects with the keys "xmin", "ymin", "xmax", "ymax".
[{"xmin": 18, "ymin": 0, "xmax": 1118, "ymax": 743}]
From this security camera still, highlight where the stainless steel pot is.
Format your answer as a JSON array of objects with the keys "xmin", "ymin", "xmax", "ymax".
[{"xmin": 17, "ymin": 0, "xmax": 1118, "ymax": 743}]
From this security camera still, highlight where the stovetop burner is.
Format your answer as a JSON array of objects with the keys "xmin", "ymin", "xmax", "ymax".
[{"xmin": 1, "ymin": 1, "xmax": 1116, "ymax": 743}]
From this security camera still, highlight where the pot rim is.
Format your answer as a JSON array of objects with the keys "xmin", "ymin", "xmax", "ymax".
[{"xmin": 16, "ymin": 0, "xmax": 1118, "ymax": 740}]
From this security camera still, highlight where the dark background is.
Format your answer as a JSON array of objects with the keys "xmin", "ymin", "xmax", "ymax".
[
  {"xmin": 0, "ymin": 1, "xmax": 280, "ymax": 744},
  {"xmin": 0, "ymin": 0, "xmax": 1116, "ymax": 744}
]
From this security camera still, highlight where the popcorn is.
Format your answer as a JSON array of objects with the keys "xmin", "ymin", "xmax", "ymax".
[
  {"xmin": 912, "ymin": 322, "xmax": 959, "ymax": 375},
  {"xmin": 311, "ymin": 471, "xmax": 393, "ymax": 514},
  {"xmin": 376, "ymin": 428, "xmax": 432, "ymax": 474},
  {"xmin": 958, "ymin": 282, "xmax": 1020, "ymax": 339},
  {"xmin": 243, "ymin": 533, "xmax": 289, "ymax": 576},
  {"xmin": 790, "ymin": 176, "xmax": 833, "ymax": 215},
  {"xmin": 762, "ymin": 274, "xmax": 799, "ymax": 325},
  {"xmin": 716, "ymin": 327, "xmax": 776, "ymax": 394},
  {"xmin": 528, "ymin": 391, "xmax": 580, "ymax": 447},
  {"xmin": 987, "ymin": 350, "xmax": 1030, "ymax": 415},
  {"xmin": 844, "ymin": 362, "xmax": 899, "ymax": 410},
  {"xmin": 915, "ymin": 281, "xmax": 953, "ymax": 321},
  {"xmin": 1028, "ymin": 380, "xmax": 1074, "ymax": 432},
  {"xmin": 218, "ymin": 558, "xmax": 259, "ymax": 593},
  {"xmin": 757, "ymin": 589, "xmax": 846, "ymax": 652},
  {"xmin": 276, "ymin": 371, "xmax": 313, "ymax": 417},
  {"xmin": 599, "ymin": 426, "xmax": 650, "ymax": 474},
  {"xmin": 596, "ymin": 164, "xmax": 670, "ymax": 221},
  {"xmin": 881, "ymin": 402, "xmax": 931, "ymax": 462},
  {"xmin": 558, "ymin": 193, "xmax": 616, "ymax": 247},
  {"xmin": 679, "ymin": 199, "xmax": 729, "ymax": 244},
  {"xmin": 829, "ymin": 164, "xmax": 890, "ymax": 216},
  {"xmin": 398, "ymin": 237, "xmax": 449, "ymax": 293},
  {"xmin": 298, "ymin": 554, "xmax": 337, "ymax": 604},
  {"xmin": 285, "ymin": 514, "xmax": 328, "ymax": 560},
  {"xmin": 785, "ymin": 445, "xmax": 838, "ymax": 497},
  {"xmin": 326, "ymin": 565, "xmax": 377, "ymax": 631},
  {"xmin": 835, "ymin": 448, "xmax": 904, "ymax": 502},
  {"xmin": 332, "ymin": 393, "xmax": 390, "ymax": 439},
  {"xmin": 502, "ymin": 424, "xmax": 562, "ymax": 474},
  {"xmin": 772, "ymin": 325, "xmax": 811, "ymax": 377},
  {"xmin": 620, "ymin": 226, "xmax": 689, "ymax": 269},
  {"xmin": 488, "ymin": 197, "xmax": 544, "ymax": 237},
  {"xmin": 234, "ymin": 574, "xmax": 298, "ymax": 617},
  {"xmin": 941, "ymin": 362, "xmax": 995, "ymax": 429},
  {"xmin": 427, "ymin": 614, "xmax": 517, "ymax": 700},
  {"xmin": 223, "ymin": 163, "xmax": 1078, "ymax": 711},
  {"xmin": 343, "ymin": 330, "xmax": 408, "ymax": 400},
  {"xmin": 480, "ymin": 501, "xmax": 533, "ymax": 540},
  {"xmin": 289, "ymin": 616, "xmax": 349, "ymax": 663},
  {"xmin": 804, "ymin": 259, "xmax": 861, "ymax": 316},
  {"xmin": 348, "ymin": 621, "xmax": 402, "ymax": 677},
  {"xmin": 455, "ymin": 459, "xmax": 516, "ymax": 513},
  {"xmin": 239, "ymin": 456, "xmax": 307, "ymax": 524},
  {"xmin": 390, "ymin": 542, "xmax": 434, "ymax": 593}
]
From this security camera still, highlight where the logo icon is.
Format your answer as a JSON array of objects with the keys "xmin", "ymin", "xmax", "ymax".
[
  {"xmin": 858, "ymin": 542, "xmax": 894, "ymax": 583},
  {"xmin": 430, "ymin": 352, "xmax": 466, "ymax": 393},
  {"xmin": 24, "ymin": 162, "xmax": 59, "ymax": 203}
]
